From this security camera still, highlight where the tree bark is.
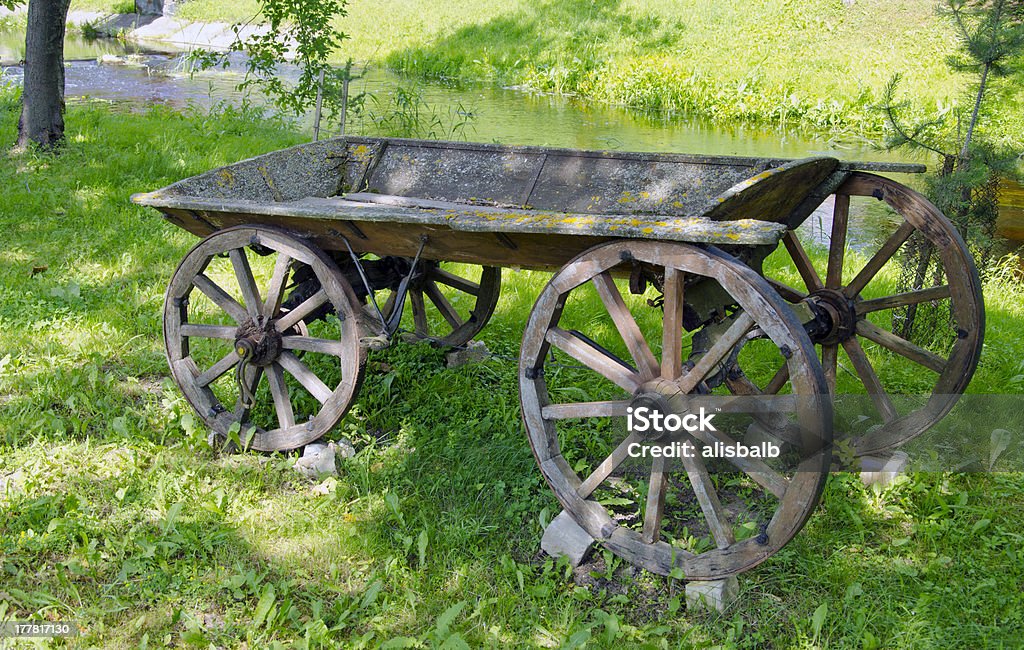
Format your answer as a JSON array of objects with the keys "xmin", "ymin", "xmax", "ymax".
[{"xmin": 17, "ymin": 0, "xmax": 73, "ymax": 149}]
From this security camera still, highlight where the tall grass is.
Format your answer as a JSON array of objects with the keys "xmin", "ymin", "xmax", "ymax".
[{"xmin": 65, "ymin": 0, "xmax": 1024, "ymax": 141}]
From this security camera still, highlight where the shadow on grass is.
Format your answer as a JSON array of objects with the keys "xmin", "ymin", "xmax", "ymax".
[{"xmin": 385, "ymin": 0, "xmax": 683, "ymax": 89}]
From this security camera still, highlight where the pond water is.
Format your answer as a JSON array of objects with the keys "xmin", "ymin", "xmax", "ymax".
[{"xmin": 2, "ymin": 27, "xmax": 1021, "ymax": 250}]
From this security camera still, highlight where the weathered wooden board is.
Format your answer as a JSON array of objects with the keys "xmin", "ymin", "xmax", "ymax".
[{"xmin": 133, "ymin": 136, "xmax": 926, "ymax": 267}]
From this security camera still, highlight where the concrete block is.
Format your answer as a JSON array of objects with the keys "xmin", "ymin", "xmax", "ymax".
[
  {"xmin": 446, "ymin": 340, "xmax": 489, "ymax": 368},
  {"xmin": 685, "ymin": 576, "xmax": 740, "ymax": 613},
  {"xmin": 860, "ymin": 450, "xmax": 910, "ymax": 488},
  {"xmin": 541, "ymin": 510, "xmax": 595, "ymax": 567}
]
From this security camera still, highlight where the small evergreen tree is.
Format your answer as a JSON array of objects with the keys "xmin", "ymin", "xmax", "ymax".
[{"xmin": 880, "ymin": 0, "xmax": 1024, "ymax": 339}]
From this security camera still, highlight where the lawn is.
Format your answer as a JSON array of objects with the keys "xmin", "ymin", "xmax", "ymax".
[
  {"xmin": 1, "ymin": 95, "xmax": 1023, "ymax": 648},
  {"xmin": 62, "ymin": 0, "xmax": 1024, "ymax": 142}
]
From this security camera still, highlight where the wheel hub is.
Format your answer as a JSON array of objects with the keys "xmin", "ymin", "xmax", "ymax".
[
  {"xmin": 233, "ymin": 316, "xmax": 282, "ymax": 367},
  {"xmin": 805, "ymin": 289, "xmax": 857, "ymax": 344}
]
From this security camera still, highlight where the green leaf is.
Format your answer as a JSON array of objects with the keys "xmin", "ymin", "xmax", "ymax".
[
  {"xmin": 972, "ymin": 518, "xmax": 991, "ymax": 533},
  {"xmin": 253, "ymin": 583, "xmax": 276, "ymax": 628},
  {"xmin": 417, "ymin": 529, "xmax": 429, "ymax": 567},
  {"xmin": 811, "ymin": 602, "xmax": 827, "ymax": 640},
  {"xmin": 435, "ymin": 600, "xmax": 466, "ymax": 638},
  {"xmin": 360, "ymin": 580, "xmax": 382, "ymax": 610}
]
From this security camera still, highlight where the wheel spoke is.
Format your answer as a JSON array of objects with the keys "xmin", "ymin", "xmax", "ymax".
[
  {"xmin": 766, "ymin": 278, "xmax": 807, "ymax": 303},
  {"xmin": 542, "ymin": 400, "xmax": 631, "ymax": 420},
  {"xmin": 193, "ymin": 274, "xmax": 249, "ymax": 323},
  {"xmin": 195, "ymin": 350, "xmax": 239, "ymax": 388},
  {"xmin": 263, "ymin": 253, "xmax": 293, "ymax": 318},
  {"xmin": 266, "ymin": 363, "xmax": 296, "ymax": 429},
  {"xmin": 845, "ymin": 220, "xmax": 916, "ymax": 297},
  {"xmin": 642, "ymin": 456, "xmax": 668, "ymax": 543},
  {"xmin": 826, "ymin": 194, "xmax": 850, "ymax": 289},
  {"xmin": 274, "ymin": 289, "xmax": 328, "ymax": 333},
  {"xmin": 592, "ymin": 272, "xmax": 659, "ymax": 380},
  {"xmin": 423, "ymin": 281, "xmax": 463, "ymax": 330},
  {"xmin": 822, "ymin": 343, "xmax": 838, "ymax": 395},
  {"xmin": 856, "ymin": 284, "xmax": 951, "ymax": 314},
  {"xmin": 763, "ymin": 363, "xmax": 790, "ymax": 395},
  {"xmin": 281, "ymin": 335, "xmax": 347, "ymax": 357},
  {"xmin": 660, "ymin": 267, "xmax": 685, "ymax": 381},
  {"xmin": 546, "ymin": 327, "xmax": 642, "ymax": 393},
  {"xmin": 430, "ymin": 267, "xmax": 480, "ymax": 296},
  {"xmin": 783, "ymin": 232, "xmax": 824, "ymax": 292},
  {"xmin": 855, "ymin": 319, "xmax": 946, "ymax": 374},
  {"xmin": 229, "ymin": 249, "xmax": 263, "ymax": 318},
  {"xmin": 677, "ymin": 312, "xmax": 755, "ymax": 394},
  {"xmin": 841, "ymin": 337, "xmax": 898, "ymax": 422},
  {"xmin": 277, "ymin": 351, "xmax": 333, "ymax": 404},
  {"xmin": 410, "ymin": 289, "xmax": 429, "ymax": 337},
  {"xmin": 181, "ymin": 324, "xmax": 236, "ymax": 340},
  {"xmin": 679, "ymin": 451, "xmax": 735, "ymax": 549},
  {"xmin": 686, "ymin": 428, "xmax": 789, "ymax": 499},
  {"xmin": 577, "ymin": 433, "xmax": 642, "ymax": 499}
]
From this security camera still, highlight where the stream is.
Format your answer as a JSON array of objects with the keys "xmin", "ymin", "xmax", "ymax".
[{"xmin": 2, "ymin": 29, "xmax": 1021, "ymax": 250}]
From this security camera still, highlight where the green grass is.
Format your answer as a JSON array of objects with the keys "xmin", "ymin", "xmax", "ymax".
[
  {"xmin": 61, "ymin": 0, "xmax": 1024, "ymax": 141},
  {"xmin": 64, "ymin": 0, "xmax": 1024, "ymax": 142},
  {"xmin": 2, "ymin": 95, "xmax": 1024, "ymax": 647}
]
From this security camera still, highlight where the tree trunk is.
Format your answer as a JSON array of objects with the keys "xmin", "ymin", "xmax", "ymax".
[{"xmin": 17, "ymin": 0, "xmax": 73, "ymax": 149}]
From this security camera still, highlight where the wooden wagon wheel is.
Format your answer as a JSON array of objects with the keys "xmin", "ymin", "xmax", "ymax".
[
  {"xmin": 164, "ymin": 226, "xmax": 365, "ymax": 451},
  {"xmin": 765, "ymin": 172, "xmax": 984, "ymax": 456},
  {"xmin": 377, "ymin": 261, "xmax": 501, "ymax": 348},
  {"xmin": 520, "ymin": 240, "xmax": 832, "ymax": 580}
]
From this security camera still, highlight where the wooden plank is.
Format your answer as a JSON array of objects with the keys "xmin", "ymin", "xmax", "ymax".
[
  {"xmin": 266, "ymin": 363, "xmax": 296, "ymax": 429},
  {"xmin": 193, "ymin": 274, "xmax": 249, "ymax": 323},
  {"xmin": 229, "ymin": 249, "xmax": 263, "ymax": 318},
  {"xmin": 679, "ymin": 450, "xmax": 735, "ymax": 549},
  {"xmin": 576, "ymin": 433, "xmax": 642, "ymax": 499},
  {"xmin": 826, "ymin": 194, "xmax": 850, "ymax": 289},
  {"xmin": 842, "ymin": 337, "xmax": 898, "ymax": 422},
  {"xmin": 430, "ymin": 267, "xmax": 480, "ymax": 296},
  {"xmin": 263, "ymin": 253, "xmax": 293, "ymax": 318},
  {"xmin": 856, "ymin": 284, "xmax": 951, "ymax": 314},
  {"xmin": 783, "ymin": 232, "xmax": 824, "ymax": 292},
  {"xmin": 277, "ymin": 351, "xmax": 333, "ymax": 404},
  {"xmin": 686, "ymin": 427, "xmax": 789, "ymax": 500},
  {"xmin": 676, "ymin": 312, "xmax": 754, "ymax": 394},
  {"xmin": 274, "ymin": 290, "xmax": 328, "ymax": 333},
  {"xmin": 195, "ymin": 351, "xmax": 238, "ymax": 388},
  {"xmin": 661, "ymin": 267, "xmax": 685, "ymax": 381},
  {"xmin": 180, "ymin": 324, "xmax": 236, "ymax": 340},
  {"xmin": 592, "ymin": 272, "xmax": 659, "ymax": 380},
  {"xmin": 642, "ymin": 456, "xmax": 668, "ymax": 544},
  {"xmin": 856, "ymin": 319, "xmax": 946, "ymax": 374},
  {"xmin": 845, "ymin": 220, "xmax": 916, "ymax": 297},
  {"xmin": 423, "ymin": 281, "xmax": 463, "ymax": 330},
  {"xmin": 280, "ymin": 335, "xmax": 347, "ymax": 356},
  {"xmin": 541, "ymin": 400, "xmax": 631, "ymax": 420},
  {"xmin": 546, "ymin": 327, "xmax": 642, "ymax": 393}
]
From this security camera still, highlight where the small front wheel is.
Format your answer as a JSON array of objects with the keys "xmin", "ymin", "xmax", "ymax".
[{"xmin": 164, "ymin": 226, "xmax": 365, "ymax": 451}]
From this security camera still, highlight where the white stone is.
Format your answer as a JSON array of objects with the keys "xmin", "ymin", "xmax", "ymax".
[
  {"xmin": 294, "ymin": 441, "xmax": 338, "ymax": 479},
  {"xmin": 860, "ymin": 450, "xmax": 910, "ymax": 488},
  {"xmin": 540, "ymin": 510, "xmax": 594, "ymax": 567},
  {"xmin": 446, "ymin": 340, "xmax": 490, "ymax": 368},
  {"xmin": 685, "ymin": 576, "xmax": 740, "ymax": 613}
]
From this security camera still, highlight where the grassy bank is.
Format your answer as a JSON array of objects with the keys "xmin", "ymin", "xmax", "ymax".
[
  {"xmin": 69, "ymin": 0, "xmax": 1024, "ymax": 142},
  {"xmin": 2, "ymin": 97, "xmax": 1024, "ymax": 647}
]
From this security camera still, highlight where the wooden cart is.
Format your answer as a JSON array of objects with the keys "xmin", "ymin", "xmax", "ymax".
[{"xmin": 132, "ymin": 136, "xmax": 983, "ymax": 579}]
